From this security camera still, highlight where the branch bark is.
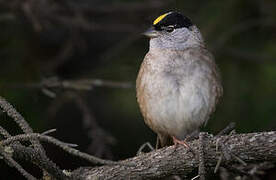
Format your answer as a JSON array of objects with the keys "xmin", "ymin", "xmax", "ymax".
[{"xmin": 72, "ymin": 131, "xmax": 276, "ymax": 180}]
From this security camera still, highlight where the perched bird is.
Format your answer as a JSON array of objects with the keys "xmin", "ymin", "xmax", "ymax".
[{"xmin": 136, "ymin": 12, "xmax": 223, "ymax": 148}]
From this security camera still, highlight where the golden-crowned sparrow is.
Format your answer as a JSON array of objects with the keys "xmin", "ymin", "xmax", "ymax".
[{"xmin": 136, "ymin": 11, "xmax": 223, "ymax": 148}]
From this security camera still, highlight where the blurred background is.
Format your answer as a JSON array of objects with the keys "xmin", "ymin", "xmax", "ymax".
[{"xmin": 0, "ymin": 0, "xmax": 275, "ymax": 179}]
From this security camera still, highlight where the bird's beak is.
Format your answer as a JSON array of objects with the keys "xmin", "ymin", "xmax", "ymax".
[{"xmin": 143, "ymin": 27, "xmax": 158, "ymax": 38}]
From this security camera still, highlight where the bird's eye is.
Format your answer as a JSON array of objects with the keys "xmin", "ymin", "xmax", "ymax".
[{"xmin": 164, "ymin": 25, "xmax": 175, "ymax": 32}]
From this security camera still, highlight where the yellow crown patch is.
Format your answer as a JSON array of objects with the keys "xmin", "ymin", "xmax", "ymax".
[{"xmin": 153, "ymin": 12, "xmax": 171, "ymax": 25}]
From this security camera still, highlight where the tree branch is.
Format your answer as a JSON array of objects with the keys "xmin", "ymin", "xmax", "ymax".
[
  {"xmin": 71, "ymin": 131, "xmax": 276, "ymax": 180},
  {"xmin": 1, "ymin": 133, "xmax": 121, "ymax": 166},
  {"xmin": 3, "ymin": 77, "xmax": 133, "ymax": 90}
]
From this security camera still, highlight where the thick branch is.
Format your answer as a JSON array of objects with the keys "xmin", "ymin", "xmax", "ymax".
[{"xmin": 72, "ymin": 131, "xmax": 276, "ymax": 180}]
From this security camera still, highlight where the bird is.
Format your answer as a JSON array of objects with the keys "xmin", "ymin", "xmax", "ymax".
[{"xmin": 136, "ymin": 11, "xmax": 223, "ymax": 148}]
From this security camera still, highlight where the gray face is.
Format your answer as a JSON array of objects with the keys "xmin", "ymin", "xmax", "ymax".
[{"xmin": 149, "ymin": 25, "xmax": 204, "ymax": 50}]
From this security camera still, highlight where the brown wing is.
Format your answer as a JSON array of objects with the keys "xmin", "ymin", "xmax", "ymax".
[{"xmin": 136, "ymin": 53, "xmax": 155, "ymax": 132}]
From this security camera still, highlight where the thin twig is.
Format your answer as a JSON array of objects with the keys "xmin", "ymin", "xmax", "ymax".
[
  {"xmin": 191, "ymin": 175, "xmax": 200, "ymax": 180},
  {"xmin": 3, "ymin": 153, "xmax": 37, "ymax": 180},
  {"xmin": 0, "ymin": 145, "xmax": 37, "ymax": 180},
  {"xmin": 0, "ymin": 96, "xmax": 34, "ymax": 135},
  {"xmin": 1, "ymin": 133, "xmax": 128, "ymax": 166},
  {"xmin": 137, "ymin": 142, "xmax": 154, "ymax": 155},
  {"xmin": 41, "ymin": 129, "xmax": 57, "ymax": 135},
  {"xmin": 232, "ymin": 154, "xmax": 247, "ymax": 166},
  {"xmin": 216, "ymin": 122, "xmax": 236, "ymax": 136},
  {"xmin": 72, "ymin": 93, "xmax": 116, "ymax": 158},
  {"xmin": 0, "ymin": 96, "xmax": 46, "ymax": 155},
  {"xmin": 0, "ymin": 96, "xmax": 64, "ymax": 178},
  {"xmin": 10, "ymin": 144, "xmax": 69, "ymax": 179},
  {"xmin": 198, "ymin": 132, "xmax": 206, "ymax": 180},
  {"xmin": 3, "ymin": 77, "xmax": 133, "ymax": 91},
  {"xmin": 0, "ymin": 126, "xmax": 12, "ymax": 138},
  {"xmin": 214, "ymin": 154, "xmax": 223, "ymax": 173}
]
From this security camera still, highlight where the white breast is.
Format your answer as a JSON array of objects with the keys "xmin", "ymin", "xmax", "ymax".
[{"xmin": 139, "ymin": 48, "xmax": 217, "ymax": 139}]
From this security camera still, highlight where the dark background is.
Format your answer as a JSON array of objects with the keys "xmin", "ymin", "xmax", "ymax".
[{"xmin": 0, "ymin": 0, "xmax": 275, "ymax": 179}]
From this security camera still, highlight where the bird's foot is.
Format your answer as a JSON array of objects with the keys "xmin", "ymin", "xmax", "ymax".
[
  {"xmin": 172, "ymin": 136, "xmax": 195, "ymax": 155},
  {"xmin": 172, "ymin": 136, "xmax": 189, "ymax": 147}
]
